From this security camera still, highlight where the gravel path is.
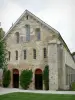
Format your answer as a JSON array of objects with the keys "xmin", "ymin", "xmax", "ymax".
[{"xmin": 0, "ymin": 87, "xmax": 75, "ymax": 95}]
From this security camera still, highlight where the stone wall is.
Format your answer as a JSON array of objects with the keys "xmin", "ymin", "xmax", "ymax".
[
  {"xmin": 48, "ymin": 40, "xmax": 59, "ymax": 90},
  {"xmin": 6, "ymin": 14, "xmax": 54, "ymax": 67},
  {"xmin": 5, "ymin": 14, "xmax": 55, "ymax": 89},
  {"xmin": 57, "ymin": 44, "xmax": 64, "ymax": 90},
  {"xmin": 5, "ymin": 11, "xmax": 75, "ymax": 90},
  {"xmin": 63, "ymin": 47, "xmax": 75, "ymax": 89}
]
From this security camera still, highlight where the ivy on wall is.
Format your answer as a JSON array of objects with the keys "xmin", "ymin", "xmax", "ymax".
[{"xmin": 43, "ymin": 65, "xmax": 49, "ymax": 90}]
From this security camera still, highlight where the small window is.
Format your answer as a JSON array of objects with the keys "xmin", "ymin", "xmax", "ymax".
[
  {"xmin": 16, "ymin": 32, "xmax": 19, "ymax": 43},
  {"xmin": 26, "ymin": 15, "xmax": 28, "ymax": 20},
  {"xmin": 8, "ymin": 51, "xmax": 11, "ymax": 61},
  {"xmin": 24, "ymin": 50, "xmax": 26, "ymax": 59},
  {"xmin": 26, "ymin": 25, "xmax": 30, "ymax": 41},
  {"xmin": 43, "ymin": 48, "xmax": 47, "ymax": 58},
  {"xmin": 15, "ymin": 50, "xmax": 18, "ymax": 60},
  {"xmin": 35, "ymin": 28, "xmax": 40, "ymax": 40},
  {"xmin": 33, "ymin": 49, "xmax": 36, "ymax": 59}
]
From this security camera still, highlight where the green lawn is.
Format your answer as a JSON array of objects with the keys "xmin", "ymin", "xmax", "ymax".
[{"xmin": 0, "ymin": 92, "xmax": 75, "ymax": 100}]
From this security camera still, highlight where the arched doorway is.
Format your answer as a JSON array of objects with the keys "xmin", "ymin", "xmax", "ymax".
[
  {"xmin": 13, "ymin": 69, "xmax": 19, "ymax": 88},
  {"xmin": 35, "ymin": 69, "xmax": 43, "ymax": 90}
]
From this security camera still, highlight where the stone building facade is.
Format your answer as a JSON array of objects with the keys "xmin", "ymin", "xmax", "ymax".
[{"xmin": 5, "ymin": 10, "xmax": 75, "ymax": 90}]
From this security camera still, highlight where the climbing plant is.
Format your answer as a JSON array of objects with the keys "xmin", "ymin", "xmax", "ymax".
[{"xmin": 43, "ymin": 65, "xmax": 49, "ymax": 90}]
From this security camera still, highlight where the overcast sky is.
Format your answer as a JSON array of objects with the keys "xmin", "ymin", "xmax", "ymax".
[{"xmin": 0, "ymin": 0, "xmax": 75, "ymax": 53}]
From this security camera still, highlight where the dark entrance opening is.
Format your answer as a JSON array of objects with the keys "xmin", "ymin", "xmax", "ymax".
[
  {"xmin": 13, "ymin": 69, "xmax": 19, "ymax": 88},
  {"xmin": 35, "ymin": 69, "xmax": 43, "ymax": 90}
]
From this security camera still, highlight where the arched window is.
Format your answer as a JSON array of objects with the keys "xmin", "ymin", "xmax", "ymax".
[
  {"xmin": 8, "ymin": 51, "xmax": 11, "ymax": 61},
  {"xmin": 35, "ymin": 28, "xmax": 40, "ymax": 40},
  {"xmin": 33, "ymin": 49, "xmax": 36, "ymax": 59},
  {"xmin": 24, "ymin": 50, "xmax": 26, "ymax": 59},
  {"xmin": 26, "ymin": 15, "xmax": 28, "ymax": 20},
  {"xmin": 26, "ymin": 25, "xmax": 30, "ymax": 41},
  {"xmin": 16, "ymin": 32, "xmax": 19, "ymax": 43},
  {"xmin": 15, "ymin": 50, "xmax": 18, "ymax": 60},
  {"xmin": 43, "ymin": 48, "xmax": 47, "ymax": 58}
]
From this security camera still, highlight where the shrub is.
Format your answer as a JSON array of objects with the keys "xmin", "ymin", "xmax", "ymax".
[
  {"xmin": 43, "ymin": 65, "xmax": 49, "ymax": 90},
  {"xmin": 20, "ymin": 69, "xmax": 33, "ymax": 89},
  {"xmin": 71, "ymin": 82, "xmax": 75, "ymax": 91},
  {"xmin": 3, "ymin": 70, "xmax": 11, "ymax": 87}
]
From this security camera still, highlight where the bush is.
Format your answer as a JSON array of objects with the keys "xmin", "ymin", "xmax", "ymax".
[
  {"xmin": 3, "ymin": 70, "xmax": 11, "ymax": 87},
  {"xmin": 20, "ymin": 69, "xmax": 33, "ymax": 89},
  {"xmin": 70, "ymin": 82, "xmax": 75, "ymax": 91},
  {"xmin": 43, "ymin": 65, "xmax": 49, "ymax": 90}
]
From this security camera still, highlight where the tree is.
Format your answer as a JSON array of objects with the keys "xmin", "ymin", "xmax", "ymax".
[
  {"xmin": 0, "ymin": 28, "xmax": 5, "ymax": 38},
  {"xmin": 20, "ymin": 69, "xmax": 33, "ymax": 89},
  {"xmin": 43, "ymin": 65, "xmax": 49, "ymax": 90},
  {"xmin": 3, "ymin": 70, "xmax": 11, "ymax": 87},
  {"xmin": 0, "ymin": 28, "xmax": 7, "ymax": 69}
]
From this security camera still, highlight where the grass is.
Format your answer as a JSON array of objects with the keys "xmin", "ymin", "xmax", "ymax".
[{"xmin": 0, "ymin": 92, "xmax": 75, "ymax": 100}]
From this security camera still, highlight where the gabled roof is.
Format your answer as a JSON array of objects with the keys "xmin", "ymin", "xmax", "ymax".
[
  {"xmin": 3, "ymin": 9, "xmax": 75, "ymax": 63},
  {"xmin": 4, "ymin": 9, "xmax": 60, "ymax": 39}
]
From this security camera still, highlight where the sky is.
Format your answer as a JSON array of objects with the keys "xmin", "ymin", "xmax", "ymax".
[{"xmin": 0, "ymin": 0, "xmax": 75, "ymax": 53}]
